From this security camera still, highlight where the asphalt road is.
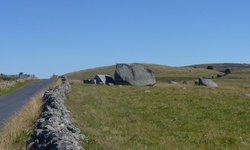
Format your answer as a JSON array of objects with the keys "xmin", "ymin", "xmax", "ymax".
[{"xmin": 0, "ymin": 79, "xmax": 53, "ymax": 128}]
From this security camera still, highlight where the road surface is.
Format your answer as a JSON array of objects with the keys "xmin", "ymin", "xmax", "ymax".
[{"xmin": 0, "ymin": 79, "xmax": 53, "ymax": 128}]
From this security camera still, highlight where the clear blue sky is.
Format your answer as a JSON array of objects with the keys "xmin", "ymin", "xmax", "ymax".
[{"xmin": 1, "ymin": 1, "xmax": 249, "ymax": 78}]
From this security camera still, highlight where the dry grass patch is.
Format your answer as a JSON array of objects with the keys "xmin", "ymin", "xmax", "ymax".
[
  {"xmin": 0, "ymin": 92, "xmax": 44, "ymax": 150},
  {"xmin": 52, "ymin": 77, "xmax": 63, "ymax": 88}
]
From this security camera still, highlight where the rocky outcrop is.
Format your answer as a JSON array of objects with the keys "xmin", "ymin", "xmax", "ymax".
[
  {"xmin": 114, "ymin": 64, "xmax": 156, "ymax": 86},
  {"xmin": 26, "ymin": 76, "xmax": 84, "ymax": 150}
]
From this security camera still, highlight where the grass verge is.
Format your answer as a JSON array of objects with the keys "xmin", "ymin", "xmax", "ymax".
[
  {"xmin": 0, "ymin": 92, "xmax": 44, "ymax": 150},
  {"xmin": 65, "ymin": 81, "xmax": 250, "ymax": 150}
]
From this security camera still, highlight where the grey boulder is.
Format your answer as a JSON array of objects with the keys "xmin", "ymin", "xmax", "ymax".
[
  {"xmin": 114, "ymin": 64, "xmax": 156, "ymax": 86},
  {"xmin": 198, "ymin": 77, "xmax": 218, "ymax": 87}
]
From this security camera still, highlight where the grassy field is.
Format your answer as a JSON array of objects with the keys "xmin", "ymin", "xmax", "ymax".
[{"xmin": 65, "ymin": 65, "xmax": 250, "ymax": 149}]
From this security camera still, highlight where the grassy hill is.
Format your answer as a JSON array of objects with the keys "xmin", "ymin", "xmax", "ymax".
[
  {"xmin": 186, "ymin": 63, "xmax": 250, "ymax": 72},
  {"xmin": 64, "ymin": 63, "xmax": 250, "ymax": 149},
  {"xmin": 65, "ymin": 65, "xmax": 116, "ymax": 80},
  {"xmin": 65, "ymin": 63, "xmax": 222, "ymax": 82}
]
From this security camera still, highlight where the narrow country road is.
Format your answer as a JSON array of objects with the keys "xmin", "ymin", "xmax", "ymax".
[{"xmin": 0, "ymin": 79, "xmax": 53, "ymax": 128}]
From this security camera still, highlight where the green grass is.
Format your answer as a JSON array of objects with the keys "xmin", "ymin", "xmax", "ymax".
[
  {"xmin": 0, "ymin": 76, "xmax": 18, "ymax": 81},
  {"xmin": 65, "ymin": 80, "xmax": 250, "ymax": 149},
  {"xmin": 222, "ymin": 69, "xmax": 250, "ymax": 79},
  {"xmin": 0, "ymin": 79, "xmax": 36, "ymax": 96},
  {"xmin": 64, "ymin": 64, "xmax": 250, "ymax": 149}
]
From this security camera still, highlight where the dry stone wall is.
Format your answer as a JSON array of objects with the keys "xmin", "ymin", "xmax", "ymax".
[
  {"xmin": 26, "ymin": 76, "xmax": 84, "ymax": 150},
  {"xmin": 0, "ymin": 81, "xmax": 16, "ymax": 88},
  {"xmin": 0, "ymin": 78, "xmax": 36, "ymax": 88}
]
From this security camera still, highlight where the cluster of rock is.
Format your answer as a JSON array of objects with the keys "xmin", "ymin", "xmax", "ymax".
[
  {"xmin": 83, "ymin": 63, "xmax": 219, "ymax": 87},
  {"xmin": 26, "ymin": 76, "xmax": 84, "ymax": 150},
  {"xmin": 167, "ymin": 78, "xmax": 218, "ymax": 87},
  {"xmin": 84, "ymin": 74, "xmax": 115, "ymax": 85},
  {"xmin": 167, "ymin": 78, "xmax": 217, "ymax": 87},
  {"xmin": 84, "ymin": 63, "xmax": 156, "ymax": 86}
]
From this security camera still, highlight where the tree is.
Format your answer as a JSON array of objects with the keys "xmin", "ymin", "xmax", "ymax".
[
  {"xmin": 206, "ymin": 65, "xmax": 213, "ymax": 70},
  {"xmin": 19, "ymin": 72, "xmax": 24, "ymax": 76},
  {"xmin": 224, "ymin": 69, "xmax": 231, "ymax": 74}
]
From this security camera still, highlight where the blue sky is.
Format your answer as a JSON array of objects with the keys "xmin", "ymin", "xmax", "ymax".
[{"xmin": 1, "ymin": 1, "xmax": 249, "ymax": 78}]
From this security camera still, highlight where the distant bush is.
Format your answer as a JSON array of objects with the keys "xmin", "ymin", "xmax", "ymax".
[
  {"xmin": 206, "ymin": 66, "xmax": 213, "ymax": 70},
  {"xmin": 224, "ymin": 69, "xmax": 231, "ymax": 74}
]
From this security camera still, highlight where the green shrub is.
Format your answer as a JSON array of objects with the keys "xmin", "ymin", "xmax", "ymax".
[
  {"xmin": 224, "ymin": 69, "xmax": 231, "ymax": 74},
  {"xmin": 206, "ymin": 66, "xmax": 213, "ymax": 70}
]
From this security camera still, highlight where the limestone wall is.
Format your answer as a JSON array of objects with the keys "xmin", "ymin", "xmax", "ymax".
[
  {"xmin": 26, "ymin": 76, "xmax": 84, "ymax": 150},
  {"xmin": 0, "ymin": 81, "xmax": 16, "ymax": 88}
]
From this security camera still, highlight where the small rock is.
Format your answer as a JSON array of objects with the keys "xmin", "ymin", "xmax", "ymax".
[
  {"xmin": 182, "ymin": 80, "xmax": 189, "ymax": 85},
  {"xmin": 169, "ymin": 81, "xmax": 178, "ymax": 84},
  {"xmin": 245, "ymin": 94, "xmax": 250, "ymax": 97}
]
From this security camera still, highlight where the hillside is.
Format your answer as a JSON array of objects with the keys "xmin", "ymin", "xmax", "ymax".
[
  {"xmin": 64, "ymin": 63, "xmax": 250, "ymax": 149},
  {"xmin": 65, "ymin": 63, "xmax": 222, "ymax": 82},
  {"xmin": 65, "ymin": 69, "xmax": 250, "ymax": 149},
  {"xmin": 186, "ymin": 63, "xmax": 250, "ymax": 72}
]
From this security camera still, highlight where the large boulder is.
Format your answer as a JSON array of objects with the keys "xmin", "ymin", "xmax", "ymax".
[
  {"xmin": 114, "ymin": 64, "xmax": 156, "ymax": 86},
  {"xmin": 198, "ymin": 77, "xmax": 218, "ymax": 87}
]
